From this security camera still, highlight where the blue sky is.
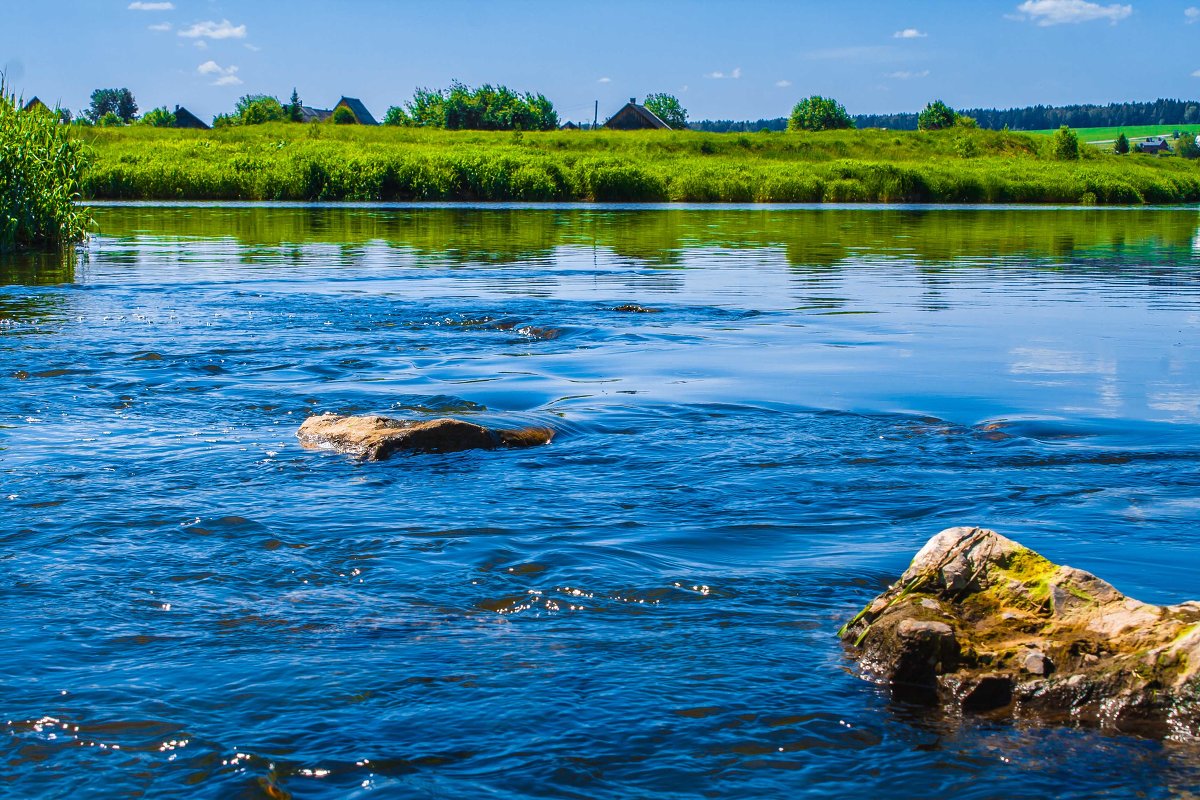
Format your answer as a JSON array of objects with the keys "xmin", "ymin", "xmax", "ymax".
[{"xmin": 4, "ymin": 0, "xmax": 1200, "ymax": 123}]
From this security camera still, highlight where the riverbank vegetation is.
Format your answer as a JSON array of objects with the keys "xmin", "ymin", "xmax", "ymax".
[
  {"xmin": 0, "ymin": 84, "xmax": 92, "ymax": 251},
  {"xmin": 77, "ymin": 123, "xmax": 1200, "ymax": 204}
]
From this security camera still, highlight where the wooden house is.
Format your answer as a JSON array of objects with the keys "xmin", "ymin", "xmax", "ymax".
[
  {"xmin": 333, "ymin": 97, "xmax": 379, "ymax": 125},
  {"xmin": 22, "ymin": 97, "xmax": 51, "ymax": 115},
  {"xmin": 603, "ymin": 98, "xmax": 670, "ymax": 131},
  {"xmin": 1136, "ymin": 137, "xmax": 1171, "ymax": 154},
  {"xmin": 560, "ymin": 121, "xmax": 580, "ymax": 130},
  {"xmin": 173, "ymin": 106, "xmax": 210, "ymax": 130}
]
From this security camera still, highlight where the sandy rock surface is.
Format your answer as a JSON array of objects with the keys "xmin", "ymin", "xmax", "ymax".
[{"xmin": 297, "ymin": 413, "xmax": 554, "ymax": 460}]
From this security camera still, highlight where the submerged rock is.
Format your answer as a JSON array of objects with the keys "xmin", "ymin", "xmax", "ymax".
[
  {"xmin": 612, "ymin": 304, "xmax": 662, "ymax": 314},
  {"xmin": 840, "ymin": 527, "xmax": 1200, "ymax": 736},
  {"xmin": 297, "ymin": 413, "xmax": 554, "ymax": 460}
]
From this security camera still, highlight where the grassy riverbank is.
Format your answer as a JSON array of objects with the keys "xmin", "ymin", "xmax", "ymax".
[{"xmin": 79, "ymin": 124, "xmax": 1200, "ymax": 204}]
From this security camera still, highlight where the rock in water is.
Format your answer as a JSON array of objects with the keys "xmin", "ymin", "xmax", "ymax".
[
  {"xmin": 840, "ymin": 527, "xmax": 1200, "ymax": 736},
  {"xmin": 297, "ymin": 413, "xmax": 554, "ymax": 460}
]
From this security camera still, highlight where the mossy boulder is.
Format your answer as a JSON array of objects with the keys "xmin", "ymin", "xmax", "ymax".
[
  {"xmin": 840, "ymin": 527, "xmax": 1200, "ymax": 736},
  {"xmin": 297, "ymin": 413, "xmax": 554, "ymax": 460}
]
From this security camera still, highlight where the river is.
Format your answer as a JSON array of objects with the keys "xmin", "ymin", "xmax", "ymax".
[{"xmin": 3, "ymin": 204, "xmax": 1200, "ymax": 798}]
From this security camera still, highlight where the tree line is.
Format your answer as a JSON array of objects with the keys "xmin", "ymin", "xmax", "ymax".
[{"xmin": 695, "ymin": 98, "xmax": 1200, "ymax": 132}]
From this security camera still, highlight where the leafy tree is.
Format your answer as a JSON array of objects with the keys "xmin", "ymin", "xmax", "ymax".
[
  {"xmin": 1051, "ymin": 125, "xmax": 1079, "ymax": 160},
  {"xmin": 57, "ymin": 108, "xmax": 72, "ymax": 125},
  {"xmin": 1178, "ymin": 135, "xmax": 1200, "ymax": 159},
  {"xmin": 234, "ymin": 95, "xmax": 287, "ymax": 125},
  {"xmin": 643, "ymin": 93, "xmax": 687, "ymax": 129},
  {"xmin": 402, "ymin": 82, "xmax": 557, "ymax": 131},
  {"xmin": 331, "ymin": 106, "xmax": 356, "ymax": 125},
  {"xmin": 383, "ymin": 106, "xmax": 412, "ymax": 126},
  {"xmin": 139, "ymin": 106, "xmax": 176, "ymax": 127},
  {"xmin": 917, "ymin": 100, "xmax": 956, "ymax": 131},
  {"xmin": 116, "ymin": 89, "xmax": 137, "ymax": 123},
  {"xmin": 788, "ymin": 95, "xmax": 854, "ymax": 132},
  {"xmin": 1114, "ymin": 132, "xmax": 1129, "ymax": 154},
  {"xmin": 288, "ymin": 89, "xmax": 303, "ymax": 122},
  {"xmin": 88, "ymin": 88, "xmax": 137, "ymax": 123},
  {"xmin": 212, "ymin": 113, "xmax": 236, "ymax": 128},
  {"xmin": 955, "ymin": 114, "xmax": 978, "ymax": 129}
]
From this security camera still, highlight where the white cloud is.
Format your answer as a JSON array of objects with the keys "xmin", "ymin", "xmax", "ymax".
[
  {"xmin": 193, "ymin": 40, "xmax": 207, "ymax": 49},
  {"xmin": 886, "ymin": 70, "xmax": 931, "ymax": 79},
  {"xmin": 128, "ymin": 1, "xmax": 174, "ymax": 9},
  {"xmin": 1187, "ymin": 6, "xmax": 1200, "ymax": 22},
  {"xmin": 893, "ymin": 28, "xmax": 927, "ymax": 38},
  {"xmin": 179, "ymin": 19, "xmax": 247, "ymax": 39},
  {"xmin": 148, "ymin": 22, "xmax": 172, "ymax": 32},
  {"xmin": 197, "ymin": 60, "xmax": 241, "ymax": 86},
  {"xmin": 706, "ymin": 67, "xmax": 742, "ymax": 79},
  {"xmin": 597, "ymin": 77, "xmax": 611, "ymax": 83},
  {"xmin": 1014, "ymin": 0, "xmax": 1132, "ymax": 25},
  {"xmin": 1191, "ymin": 69, "xmax": 1200, "ymax": 77},
  {"xmin": 244, "ymin": 43, "xmax": 261, "ymax": 52},
  {"xmin": 775, "ymin": 79, "xmax": 792, "ymax": 87}
]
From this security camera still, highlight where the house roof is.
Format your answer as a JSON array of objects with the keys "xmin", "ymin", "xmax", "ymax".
[
  {"xmin": 335, "ymin": 97, "xmax": 379, "ymax": 125},
  {"xmin": 22, "ymin": 97, "xmax": 50, "ymax": 113},
  {"xmin": 603, "ymin": 99, "xmax": 671, "ymax": 131},
  {"xmin": 300, "ymin": 106, "xmax": 333, "ymax": 123},
  {"xmin": 173, "ymin": 106, "xmax": 210, "ymax": 130}
]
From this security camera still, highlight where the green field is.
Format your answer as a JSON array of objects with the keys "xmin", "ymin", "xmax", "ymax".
[
  {"xmin": 76, "ymin": 123, "xmax": 1200, "ymax": 204},
  {"xmin": 1027, "ymin": 124, "xmax": 1197, "ymax": 144}
]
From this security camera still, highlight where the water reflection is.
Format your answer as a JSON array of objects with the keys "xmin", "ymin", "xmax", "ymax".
[{"xmin": 84, "ymin": 204, "xmax": 1200, "ymax": 271}]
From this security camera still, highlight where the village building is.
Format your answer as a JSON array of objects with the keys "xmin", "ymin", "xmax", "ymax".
[
  {"xmin": 298, "ymin": 105, "xmax": 332, "ymax": 123},
  {"xmin": 1136, "ymin": 137, "xmax": 1171, "ymax": 154},
  {"xmin": 603, "ymin": 98, "xmax": 671, "ymax": 131},
  {"xmin": 332, "ymin": 97, "xmax": 379, "ymax": 125},
  {"xmin": 22, "ymin": 97, "xmax": 51, "ymax": 115},
  {"xmin": 560, "ymin": 121, "xmax": 580, "ymax": 130},
  {"xmin": 172, "ymin": 106, "xmax": 210, "ymax": 130}
]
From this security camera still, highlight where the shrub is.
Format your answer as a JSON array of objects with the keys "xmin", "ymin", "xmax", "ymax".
[
  {"xmin": 788, "ymin": 96, "xmax": 854, "ymax": 132},
  {"xmin": 98, "ymin": 111, "xmax": 124, "ymax": 127},
  {"xmin": 139, "ymin": 106, "xmax": 176, "ymax": 128},
  {"xmin": 1052, "ymin": 126, "xmax": 1079, "ymax": 161},
  {"xmin": 918, "ymin": 100, "xmax": 956, "ymax": 131},
  {"xmin": 1114, "ymin": 133, "xmax": 1129, "ymax": 155},
  {"xmin": 1178, "ymin": 136, "xmax": 1200, "ymax": 159},
  {"xmin": 0, "ymin": 81, "xmax": 92, "ymax": 250},
  {"xmin": 955, "ymin": 136, "xmax": 979, "ymax": 159},
  {"xmin": 234, "ymin": 95, "xmax": 287, "ymax": 126},
  {"xmin": 331, "ymin": 106, "xmax": 357, "ymax": 125},
  {"xmin": 383, "ymin": 106, "xmax": 412, "ymax": 126}
]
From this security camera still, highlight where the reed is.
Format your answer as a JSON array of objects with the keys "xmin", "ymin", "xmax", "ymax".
[
  {"xmin": 77, "ymin": 124, "xmax": 1200, "ymax": 205},
  {"xmin": 0, "ymin": 80, "xmax": 92, "ymax": 251}
]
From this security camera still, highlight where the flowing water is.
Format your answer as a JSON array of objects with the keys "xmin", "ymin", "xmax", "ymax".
[{"xmin": 4, "ymin": 204, "xmax": 1200, "ymax": 799}]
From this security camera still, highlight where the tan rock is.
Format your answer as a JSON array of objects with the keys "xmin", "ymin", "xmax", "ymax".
[
  {"xmin": 297, "ymin": 413, "xmax": 554, "ymax": 460},
  {"xmin": 840, "ymin": 527, "xmax": 1200, "ymax": 737}
]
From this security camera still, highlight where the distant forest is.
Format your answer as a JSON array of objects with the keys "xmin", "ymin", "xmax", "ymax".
[{"xmin": 691, "ymin": 98, "xmax": 1200, "ymax": 133}]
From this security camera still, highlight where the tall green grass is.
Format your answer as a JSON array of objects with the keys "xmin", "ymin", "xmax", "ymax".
[
  {"xmin": 79, "ymin": 124, "xmax": 1200, "ymax": 205},
  {"xmin": 0, "ymin": 82, "xmax": 92, "ymax": 251}
]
